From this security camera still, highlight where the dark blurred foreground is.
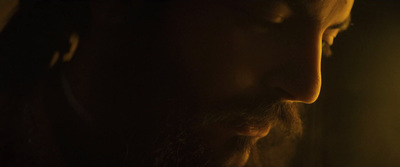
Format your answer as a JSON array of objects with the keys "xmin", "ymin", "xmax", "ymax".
[{"xmin": 292, "ymin": 1, "xmax": 400, "ymax": 167}]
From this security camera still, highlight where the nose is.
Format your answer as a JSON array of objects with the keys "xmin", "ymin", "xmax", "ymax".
[{"xmin": 266, "ymin": 31, "xmax": 322, "ymax": 104}]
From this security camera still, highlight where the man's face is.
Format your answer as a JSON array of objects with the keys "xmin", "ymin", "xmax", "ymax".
[
  {"xmin": 79, "ymin": 0, "xmax": 353, "ymax": 166},
  {"xmin": 162, "ymin": 0, "xmax": 353, "ymax": 105},
  {"xmin": 147, "ymin": 0, "xmax": 352, "ymax": 165}
]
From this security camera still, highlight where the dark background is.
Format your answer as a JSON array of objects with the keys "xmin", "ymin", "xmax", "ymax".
[
  {"xmin": 1, "ymin": 0, "xmax": 399, "ymax": 166},
  {"xmin": 292, "ymin": 1, "xmax": 400, "ymax": 167}
]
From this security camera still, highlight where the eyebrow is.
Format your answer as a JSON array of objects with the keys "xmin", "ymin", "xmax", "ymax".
[
  {"xmin": 327, "ymin": 15, "xmax": 352, "ymax": 31},
  {"xmin": 287, "ymin": 1, "xmax": 353, "ymax": 32}
]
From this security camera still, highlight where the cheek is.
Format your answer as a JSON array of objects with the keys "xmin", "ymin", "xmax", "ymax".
[
  {"xmin": 175, "ymin": 27, "xmax": 282, "ymax": 100},
  {"xmin": 164, "ymin": 2, "xmax": 284, "ymax": 101}
]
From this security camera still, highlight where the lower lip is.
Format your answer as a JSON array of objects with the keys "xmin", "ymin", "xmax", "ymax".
[{"xmin": 235, "ymin": 125, "xmax": 272, "ymax": 138}]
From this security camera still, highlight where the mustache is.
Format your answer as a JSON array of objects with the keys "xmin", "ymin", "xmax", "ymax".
[
  {"xmin": 199, "ymin": 98, "xmax": 303, "ymax": 137},
  {"xmin": 139, "ymin": 97, "xmax": 304, "ymax": 167}
]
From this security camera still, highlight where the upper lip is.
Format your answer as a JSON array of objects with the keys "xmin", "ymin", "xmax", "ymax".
[{"xmin": 234, "ymin": 124, "xmax": 272, "ymax": 138}]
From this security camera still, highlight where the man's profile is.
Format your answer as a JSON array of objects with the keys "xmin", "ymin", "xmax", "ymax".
[{"xmin": 0, "ymin": 0, "xmax": 354, "ymax": 166}]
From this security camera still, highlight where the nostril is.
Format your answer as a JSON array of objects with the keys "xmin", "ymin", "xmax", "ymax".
[{"xmin": 274, "ymin": 87, "xmax": 296, "ymax": 102}]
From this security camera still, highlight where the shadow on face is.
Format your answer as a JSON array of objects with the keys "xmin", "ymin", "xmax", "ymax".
[{"xmin": 0, "ymin": 0, "xmax": 353, "ymax": 166}]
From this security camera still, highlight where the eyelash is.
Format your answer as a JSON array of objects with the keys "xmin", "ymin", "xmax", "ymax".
[
  {"xmin": 263, "ymin": 19, "xmax": 335, "ymax": 58},
  {"xmin": 245, "ymin": 11, "xmax": 335, "ymax": 58},
  {"xmin": 322, "ymin": 41, "xmax": 333, "ymax": 57}
]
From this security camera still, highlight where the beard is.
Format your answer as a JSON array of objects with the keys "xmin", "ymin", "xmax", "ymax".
[{"xmin": 127, "ymin": 99, "xmax": 304, "ymax": 167}]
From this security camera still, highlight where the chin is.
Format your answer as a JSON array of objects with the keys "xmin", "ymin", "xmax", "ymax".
[
  {"xmin": 223, "ymin": 149, "xmax": 251, "ymax": 167},
  {"xmin": 131, "ymin": 100, "xmax": 303, "ymax": 167}
]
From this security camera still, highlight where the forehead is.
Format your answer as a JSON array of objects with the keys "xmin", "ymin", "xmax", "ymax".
[
  {"xmin": 288, "ymin": 0, "xmax": 354, "ymax": 26},
  {"xmin": 235, "ymin": 0, "xmax": 353, "ymax": 28}
]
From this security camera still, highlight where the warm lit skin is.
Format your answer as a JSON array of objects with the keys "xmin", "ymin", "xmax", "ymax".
[
  {"xmin": 57, "ymin": 0, "xmax": 355, "ymax": 166},
  {"xmin": 163, "ymin": 0, "xmax": 353, "ymax": 106},
  {"xmin": 160, "ymin": 1, "xmax": 353, "ymax": 164}
]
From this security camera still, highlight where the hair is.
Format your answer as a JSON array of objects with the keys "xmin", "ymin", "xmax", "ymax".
[
  {"xmin": 0, "ymin": 4, "xmax": 91, "ymax": 164},
  {"xmin": 0, "ymin": 0, "xmax": 91, "ymax": 92},
  {"xmin": 0, "ymin": 0, "xmax": 174, "ymax": 92}
]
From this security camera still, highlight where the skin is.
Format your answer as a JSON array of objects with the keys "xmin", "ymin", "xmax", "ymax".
[{"xmin": 23, "ymin": 0, "xmax": 353, "ymax": 166}]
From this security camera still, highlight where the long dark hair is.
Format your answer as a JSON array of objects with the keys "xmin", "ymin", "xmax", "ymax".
[
  {"xmin": 0, "ymin": 2, "xmax": 90, "ymax": 165},
  {"xmin": 0, "ymin": 0, "xmax": 91, "ymax": 92}
]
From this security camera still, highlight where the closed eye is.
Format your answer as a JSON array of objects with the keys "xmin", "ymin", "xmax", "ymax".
[
  {"xmin": 322, "ymin": 41, "xmax": 333, "ymax": 57},
  {"xmin": 322, "ymin": 33, "xmax": 336, "ymax": 57},
  {"xmin": 321, "ymin": 15, "xmax": 352, "ymax": 58}
]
